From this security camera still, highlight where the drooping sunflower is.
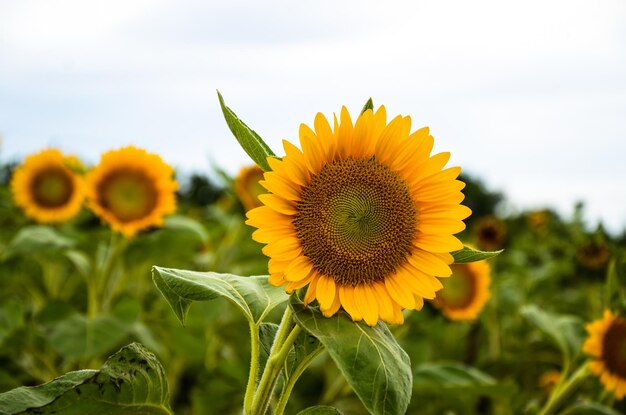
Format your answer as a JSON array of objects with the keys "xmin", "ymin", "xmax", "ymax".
[
  {"xmin": 85, "ymin": 146, "xmax": 178, "ymax": 238},
  {"xmin": 246, "ymin": 106, "xmax": 471, "ymax": 326},
  {"xmin": 10, "ymin": 149, "xmax": 85, "ymax": 223},
  {"xmin": 583, "ymin": 310, "xmax": 626, "ymax": 399},
  {"xmin": 430, "ymin": 260, "xmax": 490, "ymax": 321},
  {"xmin": 234, "ymin": 165, "xmax": 266, "ymax": 211}
]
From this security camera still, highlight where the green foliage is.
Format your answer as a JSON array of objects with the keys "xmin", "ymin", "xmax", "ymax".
[
  {"xmin": 0, "ymin": 343, "xmax": 172, "ymax": 415},
  {"xmin": 291, "ymin": 297, "xmax": 412, "ymax": 415},
  {"xmin": 297, "ymin": 406, "xmax": 343, "ymax": 414},
  {"xmin": 452, "ymin": 245, "xmax": 503, "ymax": 263},
  {"xmin": 217, "ymin": 91, "xmax": 276, "ymax": 172},
  {"xmin": 3, "ymin": 226, "xmax": 75, "ymax": 259},
  {"xmin": 152, "ymin": 266, "xmax": 288, "ymax": 325},
  {"xmin": 521, "ymin": 305, "xmax": 585, "ymax": 368},
  {"xmin": 413, "ymin": 362, "xmax": 515, "ymax": 398},
  {"xmin": 360, "ymin": 98, "xmax": 374, "ymax": 115}
]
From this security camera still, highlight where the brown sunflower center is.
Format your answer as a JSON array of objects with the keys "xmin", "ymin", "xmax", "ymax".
[
  {"xmin": 31, "ymin": 167, "xmax": 74, "ymax": 208},
  {"xmin": 293, "ymin": 157, "xmax": 416, "ymax": 285},
  {"xmin": 602, "ymin": 319, "xmax": 626, "ymax": 377},
  {"xmin": 97, "ymin": 169, "xmax": 158, "ymax": 223},
  {"xmin": 438, "ymin": 264, "xmax": 477, "ymax": 310}
]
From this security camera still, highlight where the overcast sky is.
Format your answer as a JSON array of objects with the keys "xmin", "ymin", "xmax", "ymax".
[{"xmin": 1, "ymin": 0, "xmax": 625, "ymax": 232}]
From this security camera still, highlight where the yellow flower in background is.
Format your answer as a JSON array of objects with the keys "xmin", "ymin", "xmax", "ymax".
[
  {"xmin": 235, "ymin": 165, "xmax": 265, "ymax": 211},
  {"xmin": 583, "ymin": 310, "xmax": 626, "ymax": 399},
  {"xmin": 10, "ymin": 149, "xmax": 85, "ymax": 223},
  {"xmin": 85, "ymin": 146, "xmax": 178, "ymax": 238},
  {"xmin": 539, "ymin": 370, "xmax": 561, "ymax": 393},
  {"xmin": 246, "ymin": 106, "xmax": 470, "ymax": 326},
  {"xmin": 431, "ymin": 260, "xmax": 491, "ymax": 321}
]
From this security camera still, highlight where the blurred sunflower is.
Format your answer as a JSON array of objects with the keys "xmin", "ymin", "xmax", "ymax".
[
  {"xmin": 234, "ymin": 165, "xmax": 265, "ymax": 211},
  {"xmin": 10, "ymin": 149, "xmax": 84, "ymax": 223},
  {"xmin": 539, "ymin": 370, "xmax": 561, "ymax": 393},
  {"xmin": 85, "ymin": 146, "xmax": 178, "ymax": 237},
  {"xmin": 246, "ymin": 106, "xmax": 470, "ymax": 326},
  {"xmin": 431, "ymin": 260, "xmax": 490, "ymax": 321},
  {"xmin": 584, "ymin": 310, "xmax": 626, "ymax": 399},
  {"xmin": 473, "ymin": 216, "xmax": 506, "ymax": 251},
  {"xmin": 577, "ymin": 240, "xmax": 610, "ymax": 270},
  {"xmin": 527, "ymin": 209, "xmax": 549, "ymax": 231}
]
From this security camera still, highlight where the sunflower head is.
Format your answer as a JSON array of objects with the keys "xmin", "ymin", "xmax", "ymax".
[
  {"xmin": 246, "ymin": 106, "xmax": 471, "ymax": 326},
  {"xmin": 527, "ymin": 209, "xmax": 550, "ymax": 231},
  {"xmin": 85, "ymin": 146, "xmax": 178, "ymax": 238},
  {"xmin": 584, "ymin": 310, "xmax": 626, "ymax": 399},
  {"xmin": 10, "ymin": 149, "xmax": 85, "ymax": 223},
  {"xmin": 577, "ymin": 240, "xmax": 611, "ymax": 270},
  {"xmin": 473, "ymin": 216, "xmax": 506, "ymax": 251},
  {"xmin": 234, "ymin": 165, "xmax": 266, "ymax": 211},
  {"xmin": 430, "ymin": 259, "xmax": 490, "ymax": 321},
  {"xmin": 539, "ymin": 370, "xmax": 561, "ymax": 393}
]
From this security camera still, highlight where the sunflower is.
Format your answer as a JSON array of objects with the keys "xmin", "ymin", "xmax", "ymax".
[
  {"xmin": 584, "ymin": 310, "xmax": 626, "ymax": 399},
  {"xmin": 539, "ymin": 370, "xmax": 561, "ymax": 393},
  {"xmin": 430, "ymin": 259, "xmax": 490, "ymax": 321},
  {"xmin": 246, "ymin": 106, "xmax": 471, "ymax": 326},
  {"xmin": 473, "ymin": 216, "xmax": 506, "ymax": 251},
  {"xmin": 10, "ymin": 149, "xmax": 84, "ymax": 223},
  {"xmin": 85, "ymin": 146, "xmax": 178, "ymax": 237},
  {"xmin": 235, "ymin": 165, "xmax": 266, "ymax": 211},
  {"xmin": 577, "ymin": 240, "xmax": 610, "ymax": 270}
]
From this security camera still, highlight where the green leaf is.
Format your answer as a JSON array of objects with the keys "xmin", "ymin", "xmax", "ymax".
[
  {"xmin": 46, "ymin": 298, "xmax": 141, "ymax": 359},
  {"xmin": 451, "ymin": 245, "xmax": 502, "ymax": 263},
  {"xmin": 217, "ymin": 91, "xmax": 276, "ymax": 171},
  {"xmin": 0, "ymin": 343, "xmax": 172, "ymax": 415},
  {"xmin": 0, "ymin": 300, "xmax": 24, "ymax": 347},
  {"xmin": 413, "ymin": 362, "xmax": 515, "ymax": 398},
  {"xmin": 64, "ymin": 250, "xmax": 92, "ymax": 276},
  {"xmin": 561, "ymin": 402, "xmax": 623, "ymax": 415},
  {"xmin": 290, "ymin": 297, "xmax": 411, "ymax": 415},
  {"xmin": 163, "ymin": 215, "xmax": 209, "ymax": 243},
  {"xmin": 152, "ymin": 266, "xmax": 288, "ymax": 326},
  {"xmin": 360, "ymin": 98, "xmax": 374, "ymax": 115},
  {"xmin": 521, "ymin": 304, "xmax": 585, "ymax": 366},
  {"xmin": 4, "ymin": 226, "xmax": 75, "ymax": 259},
  {"xmin": 297, "ymin": 406, "xmax": 344, "ymax": 415}
]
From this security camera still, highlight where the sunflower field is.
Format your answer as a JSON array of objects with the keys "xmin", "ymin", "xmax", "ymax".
[{"xmin": 0, "ymin": 95, "xmax": 625, "ymax": 415}]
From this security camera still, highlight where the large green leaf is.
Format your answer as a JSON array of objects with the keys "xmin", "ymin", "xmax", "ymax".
[
  {"xmin": 3, "ymin": 226, "xmax": 75, "ymax": 259},
  {"xmin": 297, "ymin": 406, "xmax": 344, "ymax": 415},
  {"xmin": 217, "ymin": 91, "xmax": 276, "ymax": 171},
  {"xmin": 46, "ymin": 297, "xmax": 141, "ymax": 359},
  {"xmin": 451, "ymin": 245, "xmax": 502, "ymax": 263},
  {"xmin": 290, "ymin": 297, "xmax": 411, "ymax": 415},
  {"xmin": 413, "ymin": 362, "xmax": 515, "ymax": 398},
  {"xmin": 0, "ymin": 300, "xmax": 23, "ymax": 347},
  {"xmin": 163, "ymin": 215, "xmax": 209, "ymax": 243},
  {"xmin": 152, "ymin": 266, "xmax": 288, "ymax": 326},
  {"xmin": 521, "ymin": 304, "xmax": 585, "ymax": 366},
  {"xmin": 0, "ymin": 343, "xmax": 172, "ymax": 415}
]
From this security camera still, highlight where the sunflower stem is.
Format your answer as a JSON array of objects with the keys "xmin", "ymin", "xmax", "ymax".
[
  {"xmin": 243, "ymin": 321, "xmax": 260, "ymax": 414},
  {"xmin": 274, "ymin": 346, "xmax": 324, "ymax": 415},
  {"xmin": 538, "ymin": 363, "xmax": 590, "ymax": 415},
  {"xmin": 249, "ymin": 306, "xmax": 301, "ymax": 415}
]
